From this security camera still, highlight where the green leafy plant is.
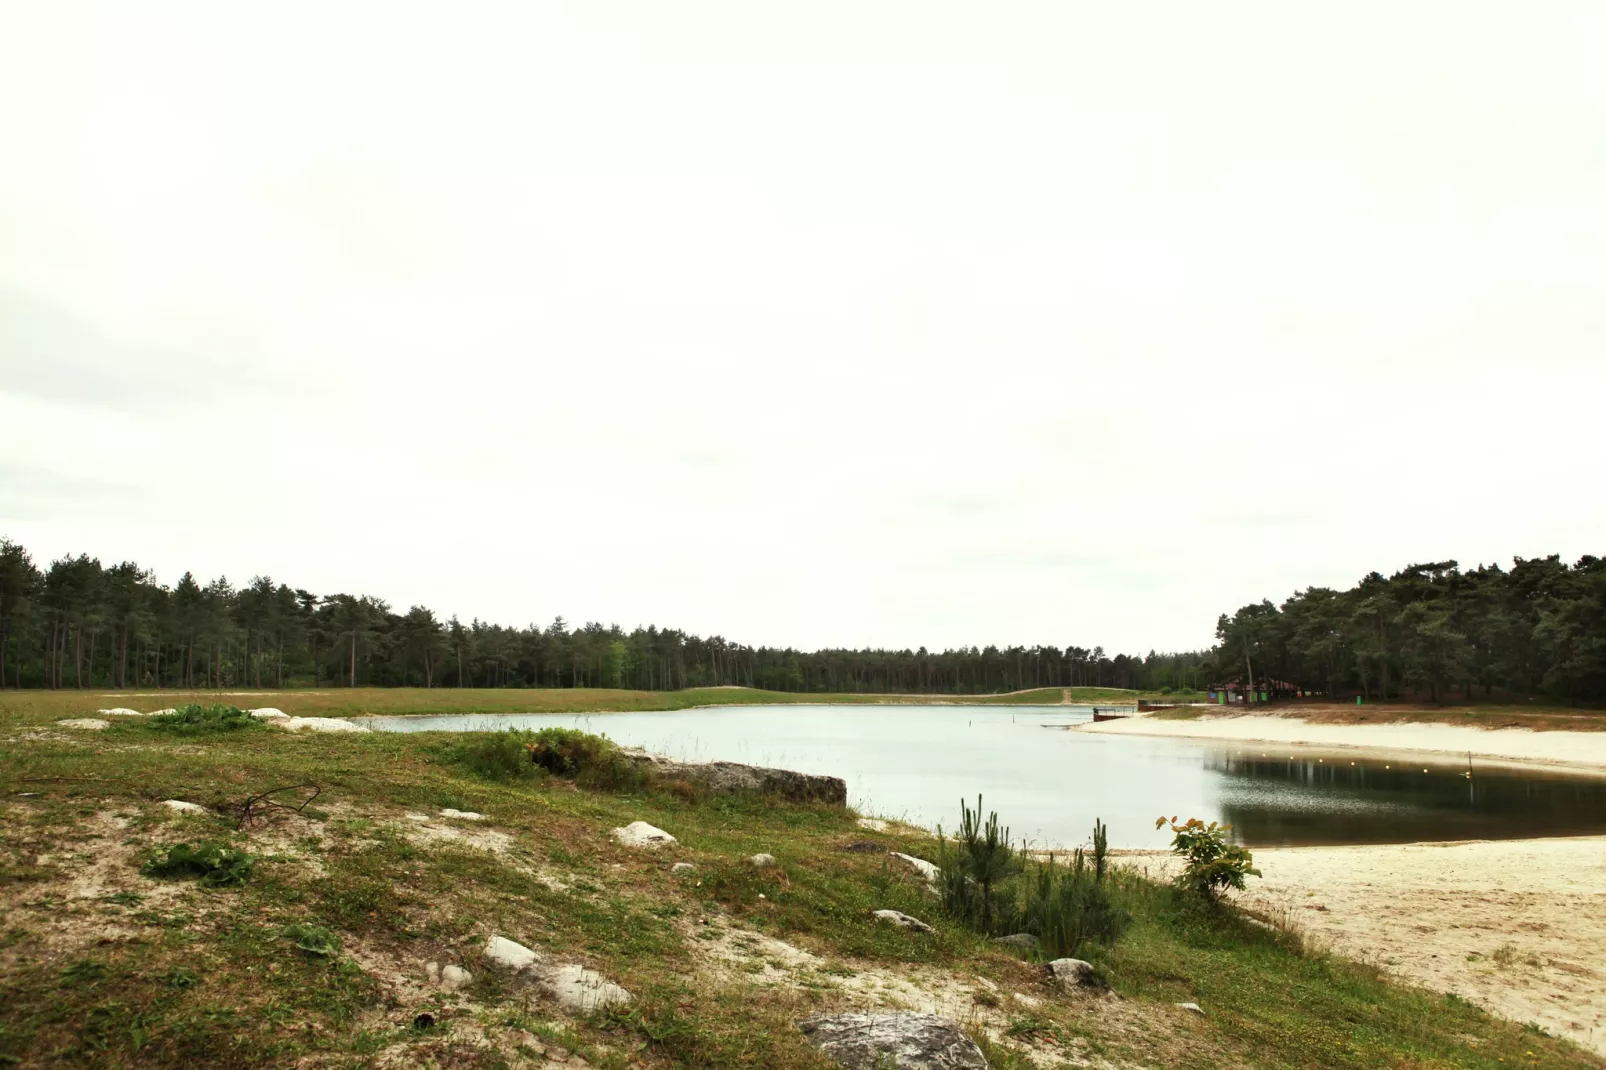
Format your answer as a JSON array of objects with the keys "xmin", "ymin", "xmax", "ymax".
[
  {"xmin": 148, "ymin": 704, "xmax": 259, "ymax": 735},
  {"xmin": 141, "ymin": 842, "xmax": 255, "ymax": 887},
  {"xmin": 283, "ymin": 923, "xmax": 341, "ymax": 957},
  {"xmin": 1156, "ymin": 816, "xmax": 1260, "ymax": 901},
  {"xmin": 936, "ymin": 795, "xmax": 1022, "ymax": 934},
  {"xmin": 158, "ymin": 965, "xmax": 200, "ymax": 989}
]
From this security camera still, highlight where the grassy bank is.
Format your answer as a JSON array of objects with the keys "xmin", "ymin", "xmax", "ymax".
[
  {"xmin": 0, "ymin": 686, "xmax": 1198, "ymax": 721},
  {"xmin": 0, "ymin": 699, "xmax": 1595, "ymax": 1067}
]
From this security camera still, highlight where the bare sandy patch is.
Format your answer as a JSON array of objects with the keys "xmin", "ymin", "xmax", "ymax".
[
  {"xmin": 1237, "ymin": 835, "xmax": 1606, "ymax": 1055},
  {"xmin": 679, "ymin": 912, "xmax": 1185, "ymax": 1068}
]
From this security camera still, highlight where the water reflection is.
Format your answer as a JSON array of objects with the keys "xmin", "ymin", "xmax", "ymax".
[{"xmin": 1209, "ymin": 750, "xmax": 1606, "ymax": 846}]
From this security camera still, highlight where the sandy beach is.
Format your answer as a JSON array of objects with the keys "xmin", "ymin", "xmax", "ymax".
[
  {"xmin": 1077, "ymin": 712, "xmax": 1606, "ymax": 772},
  {"xmin": 1086, "ymin": 712, "xmax": 1606, "ymax": 1055},
  {"xmin": 1239, "ymin": 836, "xmax": 1606, "ymax": 1056}
]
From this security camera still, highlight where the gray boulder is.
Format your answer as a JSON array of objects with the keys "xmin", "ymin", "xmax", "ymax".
[
  {"xmin": 747, "ymin": 852, "xmax": 779, "ymax": 869},
  {"xmin": 874, "ymin": 909, "xmax": 934, "ymax": 933},
  {"xmin": 1045, "ymin": 957, "xmax": 1102, "ymax": 989},
  {"xmin": 623, "ymin": 751, "xmax": 847, "ymax": 806},
  {"xmin": 991, "ymin": 933, "xmax": 1039, "ymax": 953},
  {"xmin": 798, "ymin": 1012, "xmax": 987, "ymax": 1069}
]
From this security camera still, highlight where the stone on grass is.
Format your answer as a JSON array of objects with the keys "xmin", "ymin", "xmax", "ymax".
[
  {"xmin": 991, "ymin": 933, "xmax": 1039, "ymax": 953},
  {"xmin": 248, "ymin": 707, "xmax": 290, "ymax": 719},
  {"xmin": 747, "ymin": 853, "xmax": 779, "ymax": 869},
  {"xmin": 856, "ymin": 817, "xmax": 890, "ymax": 832},
  {"xmin": 438, "ymin": 809, "xmax": 486, "ymax": 821},
  {"xmin": 874, "ymin": 910, "xmax": 934, "ymax": 933},
  {"xmin": 798, "ymin": 1012, "xmax": 988, "ymax": 1069},
  {"xmin": 891, "ymin": 852, "xmax": 940, "ymax": 886},
  {"xmin": 58, "ymin": 718, "xmax": 109, "ymax": 730},
  {"xmin": 540, "ymin": 963, "xmax": 633, "ymax": 1013},
  {"xmin": 611, "ymin": 821, "xmax": 676, "ymax": 848},
  {"xmin": 148, "ymin": 708, "xmax": 175, "ymax": 716},
  {"xmin": 96, "ymin": 707, "xmax": 143, "ymax": 716},
  {"xmin": 160, "ymin": 800, "xmax": 209, "ymax": 815},
  {"xmin": 671, "ymin": 862, "xmax": 696, "ymax": 874},
  {"xmin": 282, "ymin": 716, "xmax": 369, "ymax": 733},
  {"xmin": 1045, "ymin": 958, "xmax": 1101, "ymax": 989},
  {"xmin": 1175, "ymin": 1002, "xmax": 1205, "ymax": 1016},
  {"xmin": 441, "ymin": 964, "xmax": 472, "ymax": 991},
  {"xmin": 483, "ymin": 935, "xmax": 542, "ymax": 973}
]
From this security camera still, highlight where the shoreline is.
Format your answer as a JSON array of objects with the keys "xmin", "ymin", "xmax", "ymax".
[{"xmin": 1075, "ymin": 712, "xmax": 1606, "ymax": 773}]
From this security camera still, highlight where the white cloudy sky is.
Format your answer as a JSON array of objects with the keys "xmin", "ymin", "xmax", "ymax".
[{"xmin": 2, "ymin": 2, "xmax": 1604, "ymax": 654}]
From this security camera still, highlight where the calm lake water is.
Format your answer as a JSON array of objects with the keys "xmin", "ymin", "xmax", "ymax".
[{"xmin": 365, "ymin": 705, "xmax": 1606, "ymax": 849}]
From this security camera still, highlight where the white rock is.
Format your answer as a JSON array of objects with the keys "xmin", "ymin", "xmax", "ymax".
[
  {"xmin": 483, "ymin": 935, "xmax": 541, "ymax": 973},
  {"xmin": 873, "ymin": 909, "xmax": 933, "ymax": 933},
  {"xmin": 890, "ymin": 852, "xmax": 940, "ymax": 886},
  {"xmin": 611, "ymin": 821, "xmax": 676, "ymax": 848},
  {"xmin": 441, "ymin": 964, "xmax": 472, "ymax": 991},
  {"xmin": 747, "ymin": 852, "xmax": 778, "ymax": 869},
  {"xmin": 540, "ymin": 963, "xmax": 633, "ymax": 1013},
  {"xmin": 426, "ymin": 961, "xmax": 441, "ymax": 984},
  {"xmin": 148, "ymin": 708, "xmax": 176, "ymax": 716},
  {"xmin": 96, "ymin": 707, "xmax": 143, "ymax": 716},
  {"xmin": 1176, "ymin": 1001, "xmax": 1205, "ymax": 1016},
  {"xmin": 856, "ymin": 817, "xmax": 889, "ymax": 832},
  {"xmin": 58, "ymin": 718, "xmax": 109, "ymax": 730},
  {"xmin": 282, "ymin": 716, "xmax": 370, "ymax": 733},
  {"xmin": 671, "ymin": 862, "xmax": 697, "ymax": 874},
  {"xmin": 1046, "ymin": 958, "xmax": 1099, "ymax": 988},
  {"xmin": 439, "ymin": 809, "xmax": 486, "ymax": 821},
  {"xmin": 404, "ymin": 813, "xmax": 432, "ymax": 822},
  {"xmin": 248, "ymin": 707, "xmax": 290, "ymax": 719},
  {"xmin": 160, "ymin": 800, "xmax": 209, "ymax": 815}
]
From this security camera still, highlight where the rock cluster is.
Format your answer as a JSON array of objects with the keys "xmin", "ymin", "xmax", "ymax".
[{"xmin": 480, "ymin": 935, "xmax": 633, "ymax": 1014}]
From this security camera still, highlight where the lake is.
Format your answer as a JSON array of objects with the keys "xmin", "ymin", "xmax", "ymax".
[{"xmin": 365, "ymin": 704, "xmax": 1606, "ymax": 849}]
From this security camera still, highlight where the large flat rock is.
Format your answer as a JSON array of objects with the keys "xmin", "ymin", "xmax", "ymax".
[
  {"xmin": 798, "ymin": 1012, "xmax": 987, "ymax": 1069},
  {"xmin": 624, "ymin": 751, "xmax": 846, "ymax": 806}
]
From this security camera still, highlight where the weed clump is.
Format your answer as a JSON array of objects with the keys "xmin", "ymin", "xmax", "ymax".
[
  {"xmin": 141, "ymin": 842, "xmax": 255, "ymax": 887},
  {"xmin": 455, "ymin": 728, "xmax": 645, "ymax": 791},
  {"xmin": 148, "ymin": 704, "xmax": 259, "ymax": 735},
  {"xmin": 283, "ymin": 923, "xmax": 341, "ymax": 957}
]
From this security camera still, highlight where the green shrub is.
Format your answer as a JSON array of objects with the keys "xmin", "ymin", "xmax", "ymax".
[
  {"xmin": 141, "ymin": 842, "xmax": 255, "ymax": 887},
  {"xmin": 283, "ymin": 923, "xmax": 341, "ymax": 957},
  {"xmin": 936, "ymin": 795, "xmax": 1022, "ymax": 934},
  {"xmin": 148, "ymin": 704, "xmax": 259, "ymax": 735},
  {"xmin": 937, "ymin": 800, "xmax": 1130, "ymax": 959},
  {"xmin": 1022, "ymin": 824, "xmax": 1129, "ymax": 959},
  {"xmin": 455, "ymin": 728, "xmax": 645, "ymax": 791},
  {"xmin": 1156, "ymin": 816, "xmax": 1260, "ymax": 901}
]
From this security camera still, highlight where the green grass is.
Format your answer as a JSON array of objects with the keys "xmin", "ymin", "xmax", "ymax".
[{"xmin": 0, "ymin": 697, "xmax": 1598, "ymax": 1068}]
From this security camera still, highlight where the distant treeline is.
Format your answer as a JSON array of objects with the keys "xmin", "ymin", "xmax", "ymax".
[
  {"xmin": 0, "ymin": 537, "xmax": 1206, "ymax": 694},
  {"xmin": 1216, "ymin": 556, "xmax": 1606, "ymax": 704}
]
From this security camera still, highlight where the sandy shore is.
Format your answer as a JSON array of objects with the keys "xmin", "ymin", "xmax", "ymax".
[
  {"xmin": 1226, "ymin": 836, "xmax": 1606, "ymax": 1056},
  {"xmin": 1077, "ymin": 712, "xmax": 1606, "ymax": 771}
]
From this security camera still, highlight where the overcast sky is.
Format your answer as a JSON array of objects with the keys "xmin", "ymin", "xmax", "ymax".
[{"xmin": 3, "ymin": 2, "xmax": 1604, "ymax": 654}]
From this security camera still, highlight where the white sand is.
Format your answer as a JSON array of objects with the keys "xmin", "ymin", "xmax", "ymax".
[
  {"xmin": 1078, "ymin": 713, "xmax": 1606, "ymax": 771},
  {"xmin": 1238, "ymin": 836, "xmax": 1606, "ymax": 1055}
]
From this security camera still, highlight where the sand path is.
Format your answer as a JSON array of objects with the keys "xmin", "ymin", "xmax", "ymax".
[{"xmin": 1237, "ymin": 836, "xmax": 1606, "ymax": 1056}]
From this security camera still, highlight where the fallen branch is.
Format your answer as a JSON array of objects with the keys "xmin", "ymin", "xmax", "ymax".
[{"xmin": 235, "ymin": 783, "xmax": 321, "ymax": 829}]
